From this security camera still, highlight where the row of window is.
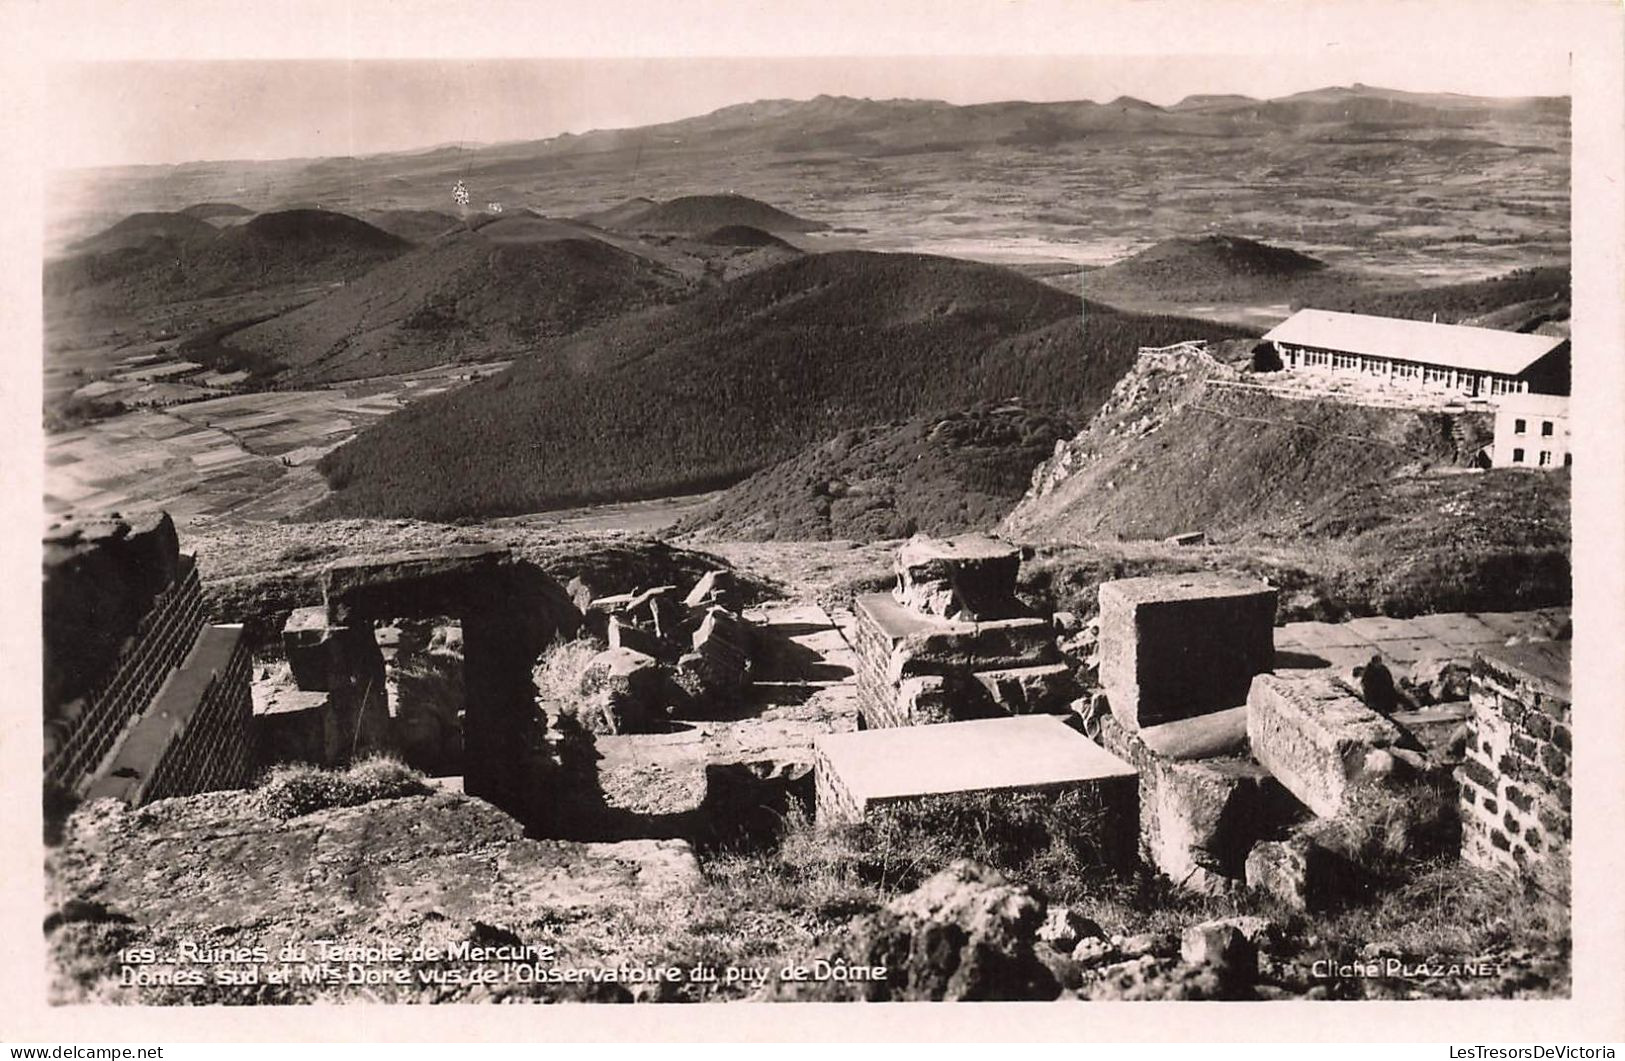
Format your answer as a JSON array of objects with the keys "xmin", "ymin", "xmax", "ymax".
[
  {"xmin": 1512, "ymin": 418, "xmax": 1559, "ymax": 437},
  {"xmin": 1285, "ymin": 348, "xmax": 1531, "ymax": 395},
  {"xmin": 1510, "ymin": 448, "xmax": 1571, "ymax": 467}
]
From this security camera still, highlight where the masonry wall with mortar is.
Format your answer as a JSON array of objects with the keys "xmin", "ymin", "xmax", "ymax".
[
  {"xmin": 851, "ymin": 596, "xmax": 906, "ymax": 728},
  {"xmin": 1457, "ymin": 646, "xmax": 1571, "ymax": 883},
  {"xmin": 139, "ymin": 628, "xmax": 256, "ymax": 801},
  {"xmin": 46, "ymin": 559, "xmax": 207, "ymax": 795},
  {"xmin": 84, "ymin": 625, "xmax": 257, "ymax": 806}
]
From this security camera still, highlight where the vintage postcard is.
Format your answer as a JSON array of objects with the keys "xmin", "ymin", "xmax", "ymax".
[{"xmin": 1, "ymin": 0, "xmax": 1621, "ymax": 1043}]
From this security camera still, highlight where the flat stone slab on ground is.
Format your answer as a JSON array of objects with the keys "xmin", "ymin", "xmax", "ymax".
[
  {"xmin": 1341, "ymin": 615, "xmax": 1420, "ymax": 642},
  {"xmin": 1403, "ymin": 613, "xmax": 1507, "ymax": 646},
  {"xmin": 815, "ymin": 715, "xmax": 1136, "ymax": 824}
]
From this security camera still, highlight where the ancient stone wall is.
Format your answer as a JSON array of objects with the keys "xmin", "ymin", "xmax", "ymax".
[
  {"xmin": 1458, "ymin": 643, "xmax": 1571, "ymax": 884},
  {"xmin": 46, "ymin": 560, "xmax": 207, "ymax": 794},
  {"xmin": 43, "ymin": 512, "xmax": 215, "ymax": 798}
]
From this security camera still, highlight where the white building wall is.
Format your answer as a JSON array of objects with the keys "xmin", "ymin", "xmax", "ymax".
[{"xmin": 1492, "ymin": 400, "xmax": 1571, "ymax": 469}]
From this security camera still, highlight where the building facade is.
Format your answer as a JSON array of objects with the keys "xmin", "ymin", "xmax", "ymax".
[
  {"xmin": 1263, "ymin": 309, "xmax": 1570, "ymax": 399},
  {"xmin": 1491, "ymin": 393, "xmax": 1571, "ymax": 469}
]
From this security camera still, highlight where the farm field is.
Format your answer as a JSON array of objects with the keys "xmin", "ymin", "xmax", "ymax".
[{"xmin": 45, "ymin": 362, "xmax": 505, "ymax": 525}]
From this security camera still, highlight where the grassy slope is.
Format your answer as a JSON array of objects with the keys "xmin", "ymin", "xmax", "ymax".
[
  {"xmin": 310, "ymin": 251, "xmax": 1253, "ymax": 520},
  {"xmin": 999, "ymin": 351, "xmax": 1569, "ymax": 618},
  {"xmin": 675, "ymin": 404, "xmax": 1077, "ymax": 541}
]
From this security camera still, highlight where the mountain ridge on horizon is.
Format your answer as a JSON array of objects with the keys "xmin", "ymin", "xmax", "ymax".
[{"xmin": 59, "ymin": 82, "xmax": 1569, "ymax": 175}]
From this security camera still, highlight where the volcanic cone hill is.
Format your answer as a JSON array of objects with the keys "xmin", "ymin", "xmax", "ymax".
[
  {"xmin": 65, "ymin": 211, "xmax": 220, "ymax": 255},
  {"xmin": 179, "ymin": 202, "xmax": 255, "ymax": 222},
  {"xmin": 310, "ymin": 250, "xmax": 1253, "ymax": 520},
  {"xmin": 675, "ymin": 403, "xmax": 1077, "ymax": 541},
  {"xmin": 700, "ymin": 225, "xmax": 799, "ymax": 249},
  {"xmin": 358, "ymin": 208, "xmax": 464, "ymax": 242},
  {"xmin": 46, "ymin": 208, "xmax": 411, "ymax": 310},
  {"xmin": 1081, "ymin": 234, "xmax": 1331, "ymax": 304},
  {"xmin": 598, "ymin": 193, "xmax": 828, "ymax": 234},
  {"xmin": 227, "ymin": 216, "xmax": 698, "ymax": 383}
]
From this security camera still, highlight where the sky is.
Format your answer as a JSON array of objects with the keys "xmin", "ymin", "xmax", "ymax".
[{"xmin": 32, "ymin": 0, "xmax": 1577, "ymax": 169}]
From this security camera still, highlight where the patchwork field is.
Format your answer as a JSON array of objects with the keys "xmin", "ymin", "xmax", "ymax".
[{"xmin": 45, "ymin": 363, "xmax": 505, "ymax": 525}]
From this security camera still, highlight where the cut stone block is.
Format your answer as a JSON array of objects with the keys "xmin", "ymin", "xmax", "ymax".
[
  {"xmin": 893, "ymin": 534, "xmax": 1025, "ymax": 621},
  {"xmin": 888, "ymin": 615, "xmax": 1058, "ymax": 678},
  {"xmin": 684, "ymin": 570, "xmax": 737, "ymax": 611},
  {"xmin": 1244, "ymin": 833, "xmax": 1346, "ymax": 913},
  {"xmin": 815, "ymin": 715, "xmax": 1137, "ymax": 826},
  {"xmin": 1098, "ymin": 574, "xmax": 1276, "ymax": 729},
  {"xmin": 1247, "ymin": 673, "xmax": 1407, "ymax": 818},
  {"xmin": 1135, "ymin": 706, "xmax": 1249, "ymax": 762},
  {"xmin": 584, "ymin": 647, "xmax": 665, "ymax": 734},
  {"xmin": 281, "ymin": 606, "xmax": 385, "ymax": 693},
  {"xmin": 608, "ymin": 615, "xmax": 664, "ymax": 658},
  {"xmin": 1098, "ymin": 712, "xmax": 1298, "ymax": 893}
]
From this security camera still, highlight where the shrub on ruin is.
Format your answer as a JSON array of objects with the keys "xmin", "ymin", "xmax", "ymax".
[
  {"xmin": 257, "ymin": 756, "xmax": 431, "ymax": 819},
  {"xmin": 532, "ymin": 637, "xmax": 607, "ymax": 722},
  {"xmin": 1314, "ymin": 778, "xmax": 1461, "ymax": 882},
  {"xmin": 775, "ymin": 789, "xmax": 1126, "ymax": 902}
]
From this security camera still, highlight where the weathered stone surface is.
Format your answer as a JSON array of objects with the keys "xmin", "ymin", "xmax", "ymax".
[
  {"xmin": 683, "ymin": 569, "xmax": 738, "ymax": 611},
  {"xmin": 1248, "ymin": 672, "xmax": 1407, "ymax": 818},
  {"xmin": 893, "ymin": 534, "xmax": 1026, "ymax": 621},
  {"xmin": 888, "ymin": 615, "xmax": 1058, "ymax": 678},
  {"xmin": 816, "ymin": 715, "xmax": 1138, "ymax": 826},
  {"xmin": 973, "ymin": 663, "xmax": 1077, "ymax": 716},
  {"xmin": 1098, "ymin": 574, "xmax": 1277, "ymax": 729},
  {"xmin": 43, "ymin": 510, "xmax": 183, "ymax": 717},
  {"xmin": 1098, "ymin": 712, "xmax": 1298, "ymax": 892},
  {"xmin": 1180, "ymin": 920, "xmax": 1258, "ymax": 985},
  {"xmin": 584, "ymin": 647, "xmax": 666, "ymax": 735},
  {"xmin": 1244, "ymin": 833, "xmax": 1346, "ymax": 912},
  {"xmin": 780, "ymin": 861, "xmax": 1058, "ymax": 1001},
  {"xmin": 1038, "ymin": 906, "xmax": 1105, "ymax": 955},
  {"xmin": 47, "ymin": 791, "xmax": 702, "ymax": 1003}
]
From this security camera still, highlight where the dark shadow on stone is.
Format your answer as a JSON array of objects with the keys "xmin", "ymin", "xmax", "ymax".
[{"xmin": 1274, "ymin": 650, "xmax": 1331, "ymax": 670}]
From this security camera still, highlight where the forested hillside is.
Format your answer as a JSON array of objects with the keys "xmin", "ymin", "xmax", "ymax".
[{"xmin": 311, "ymin": 251, "xmax": 1253, "ymax": 519}]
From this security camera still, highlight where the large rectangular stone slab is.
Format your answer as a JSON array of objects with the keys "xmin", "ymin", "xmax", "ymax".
[
  {"xmin": 1099, "ymin": 574, "xmax": 1277, "ymax": 729},
  {"xmin": 814, "ymin": 715, "xmax": 1136, "ymax": 825},
  {"xmin": 1247, "ymin": 673, "xmax": 1406, "ymax": 818}
]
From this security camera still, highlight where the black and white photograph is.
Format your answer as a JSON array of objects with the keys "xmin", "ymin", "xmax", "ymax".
[{"xmin": 3, "ymin": 0, "xmax": 1622, "ymax": 1042}]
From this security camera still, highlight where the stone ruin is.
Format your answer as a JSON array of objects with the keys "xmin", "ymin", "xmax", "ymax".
[
  {"xmin": 827, "ymin": 534, "xmax": 1573, "ymax": 909},
  {"xmin": 266, "ymin": 544, "xmax": 580, "ymax": 816},
  {"xmin": 43, "ymin": 511, "xmax": 254, "ymax": 825},
  {"xmin": 569, "ymin": 567, "xmax": 758, "ymax": 733},
  {"xmin": 851, "ymin": 534, "xmax": 1076, "ymax": 728}
]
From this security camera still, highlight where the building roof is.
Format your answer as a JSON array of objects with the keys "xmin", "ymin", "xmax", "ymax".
[
  {"xmin": 1495, "ymin": 392, "xmax": 1570, "ymax": 417},
  {"xmin": 1264, "ymin": 309, "xmax": 1568, "ymax": 376}
]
